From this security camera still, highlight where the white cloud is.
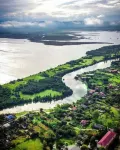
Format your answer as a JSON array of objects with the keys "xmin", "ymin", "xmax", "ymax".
[
  {"xmin": 108, "ymin": 0, "xmax": 120, "ymax": 5},
  {"xmin": 0, "ymin": 0, "xmax": 120, "ymax": 23},
  {"xmin": 97, "ymin": 3, "xmax": 115, "ymax": 8},
  {"xmin": 84, "ymin": 17, "xmax": 103, "ymax": 25},
  {"xmin": 0, "ymin": 21, "xmax": 54, "ymax": 28},
  {"xmin": 97, "ymin": 14, "xmax": 104, "ymax": 18}
]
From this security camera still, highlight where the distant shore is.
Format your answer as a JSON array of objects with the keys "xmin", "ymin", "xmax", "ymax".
[{"xmin": 0, "ymin": 31, "xmax": 113, "ymax": 46}]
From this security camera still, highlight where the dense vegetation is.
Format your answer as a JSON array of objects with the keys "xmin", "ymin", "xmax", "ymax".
[
  {"xmin": 17, "ymin": 77, "xmax": 71, "ymax": 96},
  {"xmin": 86, "ymin": 45, "xmax": 120, "ymax": 57},
  {"xmin": 0, "ymin": 86, "xmax": 11, "ymax": 109},
  {"xmin": 0, "ymin": 44, "xmax": 120, "ymax": 110}
]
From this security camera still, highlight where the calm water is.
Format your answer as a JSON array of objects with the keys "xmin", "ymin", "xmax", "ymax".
[{"xmin": 0, "ymin": 31, "xmax": 120, "ymax": 84}]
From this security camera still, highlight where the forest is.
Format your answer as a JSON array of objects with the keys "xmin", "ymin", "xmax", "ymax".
[{"xmin": 86, "ymin": 45, "xmax": 120, "ymax": 56}]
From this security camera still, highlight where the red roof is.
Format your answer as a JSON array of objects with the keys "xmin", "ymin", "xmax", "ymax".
[
  {"xmin": 80, "ymin": 120, "xmax": 88, "ymax": 126},
  {"xmin": 98, "ymin": 131, "xmax": 116, "ymax": 148}
]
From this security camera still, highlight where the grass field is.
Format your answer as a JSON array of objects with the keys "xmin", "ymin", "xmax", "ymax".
[
  {"xmin": 4, "ymin": 75, "xmax": 45, "ymax": 90},
  {"xmin": 20, "ymin": 89, "xmax": 62, "ymax": 100},
  {"xmin": 11, "ymin": 139, "xmax": 43, "ymax": 150}
]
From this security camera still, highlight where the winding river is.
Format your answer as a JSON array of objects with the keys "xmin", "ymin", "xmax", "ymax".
[{"xmin": 0, "ymin": 60, "xmax": 113, "ymax": 114}]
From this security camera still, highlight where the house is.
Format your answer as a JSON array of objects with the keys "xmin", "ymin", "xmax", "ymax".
[
  {"xmin": 97, "ymin": 131, "xmax": 117, "ymax": 149},
  {"xmin": 6, "ymin": 115, "xmax": 15, "ymax": 120},
  {"xmin": 108, "ymin": 84, "xmax": 113, "ymax": 89},
  {"xmin": 80, "ymin": 120, "xmax": 89, "ymax": 126},
  {"xmin": 3, "ymin": 123, "xmax": 10, "ymax": 128},
  {"xmin": 95, "ymin": 87, "xmax": 100, "ymax": 92},
  {"xmin": 92, "ymin": 124, "xmax": 104, "ymax": 130},
  {"xmin": 99, "ymin": 92, "xmax": 105, "ymax": 97},
  {"xmin": 72, "ymin": 106, "xmax": 77, "ymax": 111},
  {"xmin": 89, "ymin": 89, "xmax": 96, "ymax": 95},
  {"xmin": 68, "ymin": 145, "xmax": 80, "ymax": 150}
]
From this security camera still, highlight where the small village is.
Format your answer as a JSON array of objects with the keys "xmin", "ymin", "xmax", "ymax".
[{"xmin": 0, "ymin": 60, "xmax": 120, "ymax": 150}]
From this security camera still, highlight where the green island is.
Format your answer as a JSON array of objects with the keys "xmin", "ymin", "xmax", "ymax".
[
  {"xmin": 0, "ymin": 45, "xmax": 120, "ymax": 110},
  {"xmin": 0, "ymin": 44, "xmax": 120, "ymax": 150}
]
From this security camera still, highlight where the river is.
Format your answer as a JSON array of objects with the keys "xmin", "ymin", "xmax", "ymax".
[
  {"xmin": 0, "ymin": 60, "xmax": 113, "ymax": 114},
  {"xmin": 0, "ymin": 31, "xmax": 120, "ymax": 114}
]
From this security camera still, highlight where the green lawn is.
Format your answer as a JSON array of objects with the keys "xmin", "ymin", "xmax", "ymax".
[
  {"xmin": 97, "ymin": 106, "xmax": 119, "ymax": 128},
  {"xmin": 60, "ymin": 138, "xmax": 75, "ymax": 145},
  {"xmin": 24, "ymin": 75, "xmax": 45, "ymax": 82},
  {"xmin": 15, "ymin": 111, "xmax": 28, "ymax": 118},
  {"xmin": 4, "ymin": 75, "xmax": 45, "ymax": 90},
  {"xmin": 20, "ymin": 90, "xmax": 62, "ymax": 100},
  {"xmin": 111, "ymin": 107, "xmax": 119, "ymax": 117},
  {"xmin": 109, "ymin": 75, "xmax": 120, "ymax": 84},
  {"xmin": 11, "ymin": 136, "xmax": 26, "ymax": 146},
  {"xmin": 11, "ymin": 139, "xmax": 43, "ymax": 150}
]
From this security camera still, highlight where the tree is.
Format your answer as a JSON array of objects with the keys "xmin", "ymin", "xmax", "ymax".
[
  {"xmin": 98, "ymin": 147, "xmax": 105, "ymax": 150},
  {"xmin": 93, "ymin": 110, "xmax": 99, "ymax": 120},
  {"xmin": 77, "ymin": 140, "xmax": 82, "ymax": 147},
  {"xmin": 81, "ymin": 145, "xmax": 88, "ymax": 150},
  {"xmin": 40, "ymin": 108, "xmax": 43, "ymax": 113}
]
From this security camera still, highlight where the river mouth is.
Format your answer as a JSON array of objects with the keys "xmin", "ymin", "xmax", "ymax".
[{"xmin": 0, "ymin": 60, "xmax": 113, "ymax": 114}]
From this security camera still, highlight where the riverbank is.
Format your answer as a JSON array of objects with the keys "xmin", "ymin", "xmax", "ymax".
[{"xmin": 0, "ymin": 45, "xmax": 120, "ymax": 112}]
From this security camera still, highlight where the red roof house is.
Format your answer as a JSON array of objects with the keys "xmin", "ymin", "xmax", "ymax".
[{"xmin": 97, "ymin": 131, "xmax": 117, "ymax": 148}]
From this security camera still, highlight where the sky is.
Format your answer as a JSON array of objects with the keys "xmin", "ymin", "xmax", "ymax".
[{"xmin": 0, "ymin": 0, "xmax": 120, "ymax": 29}]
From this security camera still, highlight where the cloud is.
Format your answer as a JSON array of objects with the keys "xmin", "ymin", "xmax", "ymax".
[
  {"xmin": 108, "ymin": 0, "xmax": 120, "ymax": 5},
  {"xmin": 84, "ymin": 17, "xmax": 103, "ymax": 25},
  {"xmin": 110, "ymin": 21, "xmax": 120, "ymax": 26},
  {"xmin": 0, "ymin": 0, "xmax": 120, "ymax": 24},
  {"xmin": 97, "ymin": 15, "xmax": 104, "ymax": 18},
  {"xmin": 0, "ymin": 21, "xmax": 54, "ymax": 28},
  {"xmin": 97, "ymin": 3, "xmax": 115, "ymax": 8}
]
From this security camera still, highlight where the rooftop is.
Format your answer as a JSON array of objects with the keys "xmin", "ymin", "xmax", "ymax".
[{"xmin": 98, "ymin": 131, "xmax": 117, "ymax": 148}]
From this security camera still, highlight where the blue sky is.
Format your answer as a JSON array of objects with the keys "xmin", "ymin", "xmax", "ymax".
[{"xmin": 0, "ymin": 0, "xmax": 120, "ymax": 28}]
